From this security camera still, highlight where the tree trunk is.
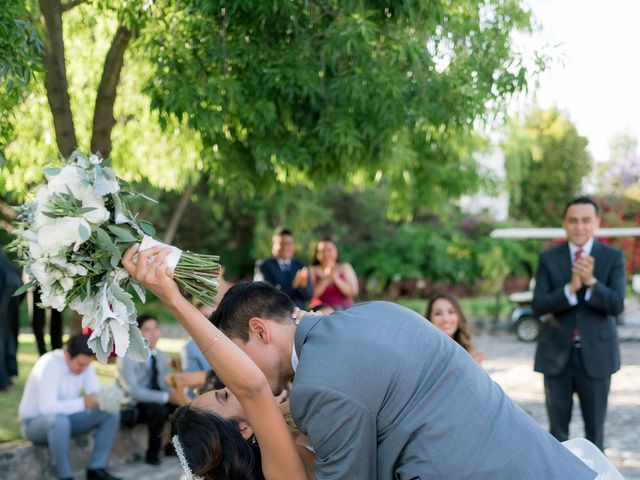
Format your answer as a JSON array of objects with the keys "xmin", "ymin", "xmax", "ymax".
[
  {"xmin": 39, "ymin": 0, "xmax": 77, "ymax": 157},
  {"xmin": 91, "ymin": 25, "xmax": 132, "ymax": 158},
  {"xmin": 163, "ymin": 179, "xmax": 199, "ymax": 245}
]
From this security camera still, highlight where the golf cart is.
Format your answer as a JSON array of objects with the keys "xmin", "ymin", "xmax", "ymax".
[
  {"xmin": 491, "ymin": 227, "xmax": 640, "ymax": 343},
  {"xmin": 508, "ymin": 279, "xmax": 543, "ymax": 342}
]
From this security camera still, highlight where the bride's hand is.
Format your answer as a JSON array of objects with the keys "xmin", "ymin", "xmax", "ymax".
[{"xmin": 122, "ymin": 244, "xmax": 181, "ymax": 304}]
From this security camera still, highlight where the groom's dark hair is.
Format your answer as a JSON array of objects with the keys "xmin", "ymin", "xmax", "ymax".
[{"xmin": 211, "ymin": 281, "xmax": 295, "ymax": 341}]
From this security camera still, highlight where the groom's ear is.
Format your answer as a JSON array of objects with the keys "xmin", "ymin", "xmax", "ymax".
[{"xmin": 248, "ymin": 317, "xmax": 271, "ymax": 344}]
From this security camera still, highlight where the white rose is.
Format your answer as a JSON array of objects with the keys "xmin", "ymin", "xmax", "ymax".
[
  {"xmin": 37, "ymin": 217, "xmax": 91, "ymax": 254},
  {"xmin": 33, "ymin": 186, "xmax": 54, "ymax": 229},
  {"xmin": 47, "ymin": 165, "xmax": 85, "ymax": 196},
  {"xmin": 40, "ymin": 289, "xmax": 67, "ymax": 311},
  {"xmin": 75, "ymin": 265, "xmax": 88, "ymax": 276},
  {"xmin": 46, "ymin": 166, "xmax": 110, "ymax": 224},
  {"xmin": 78, "ymin": 194, "xmax": 109, "ymax": 224},
  {"xmin": 30, "ymin": 261, "xmax": 54, "ymax": 287},
  {"xmin": 28, "ymin": 241, "xmax": 46, "ymax": 260},
  {"xmin": 59, "ymin": 277, "xmax": 74, "ymax": 292}
]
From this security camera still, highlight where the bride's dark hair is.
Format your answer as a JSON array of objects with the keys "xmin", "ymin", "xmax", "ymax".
[{"xmin": 171, "ymin": 405, "xmax": 264, "ymax": 480}]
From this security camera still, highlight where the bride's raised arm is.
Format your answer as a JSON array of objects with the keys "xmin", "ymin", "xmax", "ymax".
[{"xmin": 122, "ymin": 245, "xmax": 308, "ymax": 480}]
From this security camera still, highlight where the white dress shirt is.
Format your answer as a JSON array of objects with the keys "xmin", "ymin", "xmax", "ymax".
[{"xmin": 18, "ymin": 349, "xmax": 100, "ymax": 420}]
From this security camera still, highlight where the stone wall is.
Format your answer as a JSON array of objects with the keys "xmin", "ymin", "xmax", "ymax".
[{"xmin": 0, "ymin": 425, "xmax": 148, "ymax": 480}]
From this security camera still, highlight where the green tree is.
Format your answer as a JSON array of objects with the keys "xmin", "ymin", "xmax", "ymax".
[
  {"xmin": 502, "ymin": 107, "xmax": 591, "ymax": 225},
  {"xmin": 0, "ymin": 0, "xmax": 43, "ymax": 160},
  {"xmin": 145, "ymin": 0, "xmax": 541, "ymax": 217},
  {"xmin": 1, "ymin": 2, "xmax": 208, "ymax": 244}
]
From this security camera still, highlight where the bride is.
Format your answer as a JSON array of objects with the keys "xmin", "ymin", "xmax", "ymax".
[{"xmin": 122, "ymin": 245, "xmax": 314, "ymax": 479}]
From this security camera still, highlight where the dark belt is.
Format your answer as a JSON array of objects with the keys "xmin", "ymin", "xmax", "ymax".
[{"xmin": 572, "ymin": 340, "xmax": 582, "ymax": 348}]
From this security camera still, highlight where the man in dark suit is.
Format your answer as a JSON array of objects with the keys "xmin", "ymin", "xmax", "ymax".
[
  {"xmin": 116, "ymin": 314, "xmax": 180, "ymax": 465},
  {"xmin": 254, "ymin": 227, "xmax": 313, "ymax": 309},
  {"xmin": 532, "ymin": 196, "xmax": 625, "ymax": 451},
  {"xmin": 1, "ymin": 250, "xmax": 23, "ymax": 390}
]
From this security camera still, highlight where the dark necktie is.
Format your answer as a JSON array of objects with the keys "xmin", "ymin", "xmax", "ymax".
[
  {"xmin": 572, "ymin": 248, "xmax": 584, "ymax": 343},
  {"xmin": 150, "ymin": 354, "xmax": 161, "ymax": 390}
]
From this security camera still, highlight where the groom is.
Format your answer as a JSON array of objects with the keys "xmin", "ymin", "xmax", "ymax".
[{"xmin": 211, "ymin": 282, "xmax": 596, "ymax": 479}]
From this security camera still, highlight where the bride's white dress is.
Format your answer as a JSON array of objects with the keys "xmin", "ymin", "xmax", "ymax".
[{"xmin": 562, "ymin": 438, "xmax": 625, "ymax": 480}]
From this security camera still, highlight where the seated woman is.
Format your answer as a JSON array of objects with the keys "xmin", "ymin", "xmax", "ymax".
[
  {"xmin": 122, "ymin": 245, "xmax": 314, "ymax": 480},
  {"xmin": 309, "ymin": 239, "xmax": 358, "ymax": 310},
  {"xmin": 425, "ymin": 293, "xmax": 484, "ymax": 364}
]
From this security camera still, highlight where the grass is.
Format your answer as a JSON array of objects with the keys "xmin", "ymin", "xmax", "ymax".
[{"xmin": 0, "ymin": 334, "xmax": 181, "ymax": 444}]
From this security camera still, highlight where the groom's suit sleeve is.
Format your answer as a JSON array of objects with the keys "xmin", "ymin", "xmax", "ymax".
[{"xmin": 291, "ymin": 384, "xmax": 377, "ymax": 480}]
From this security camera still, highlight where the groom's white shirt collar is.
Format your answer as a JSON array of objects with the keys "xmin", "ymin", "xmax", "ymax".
[{"xmin": 569, "ymin": 237, "xmax": 594, "ymax": 260}]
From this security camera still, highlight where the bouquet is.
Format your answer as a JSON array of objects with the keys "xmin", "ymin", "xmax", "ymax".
[{"xmin": 10, "ymin": 150, "xmax": 220, "ymax": 362}]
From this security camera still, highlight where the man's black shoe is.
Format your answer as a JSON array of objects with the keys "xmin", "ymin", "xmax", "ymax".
[
  {"xmin": 86, "ymin": 468, "xmax": 122, "ymax": 480},
  {"xmin": 145, "ymin": 454, "xmax": 161, "ymax": 466}
]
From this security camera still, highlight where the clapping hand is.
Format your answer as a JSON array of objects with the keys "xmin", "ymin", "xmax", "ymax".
[
  {"xmin": 292, "ymin": 267, "xmax": 309, "ymax": 289},
  {"xmin": 574, "ymin": 255, "xmax": 595, "ymax": 286}
]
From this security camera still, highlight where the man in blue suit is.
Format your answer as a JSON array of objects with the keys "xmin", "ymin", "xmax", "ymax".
[
  {"xmin": 254, "ymin": 228, "xmax": 313, "ymax": 309},
  {"xmin": 533, "ymin": 196, "xmax": 625, "ymax": 451}
]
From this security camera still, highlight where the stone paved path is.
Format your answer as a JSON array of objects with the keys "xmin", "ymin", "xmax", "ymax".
[
  {"xmin": 477, "ymin": 303, "xmax": 640, "ymax": 480},
  {"xmin": 112, "ymin": 301, "xmax": 640, "ymax": 479}
]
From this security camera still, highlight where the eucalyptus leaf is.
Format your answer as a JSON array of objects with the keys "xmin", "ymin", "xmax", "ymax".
[
  {"xmin": 110, "ymin": 250, "xmax": 123, "ymax": 268},
  {"xmin": 78, "ymin": 224, "xmax": 91, "ymax": 242},
  {"xmin": 43, "ymin": 167, "xmax": 61, "ymax": 176},
  {"xmin": 138, "ymin": 220, "xmax": 156, "ymax": 237},
  {"xmin": 42, "ymin": 211, "xmax": 61, "ymax": 219},
  {"xmin": 107, "ymin": 225, "xmax": 138, "ymax": 242},
  {"xmin": 95, "ymin": 227, "xmax": 117, "ymax": 251},
  {"xmin": 93, "ymin": 166, "xmax": 120, "ymax": 196},
  {"xmin": 12, "ymin": 280, "xmax": 35, "ymax": 297},
  {"xmin": 111, "ymin": 194, "xmax": 129, "ymax": 225}
]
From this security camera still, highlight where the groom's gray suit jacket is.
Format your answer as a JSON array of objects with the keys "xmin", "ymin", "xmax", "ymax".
[{"xmin": 290, "ymin": 302, "xmax": 595, "ymax": 480}]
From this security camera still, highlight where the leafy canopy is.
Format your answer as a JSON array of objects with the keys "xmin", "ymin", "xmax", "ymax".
[
  {"xmin": 144, "ymin": 0, "xmax": 538, "ymax": 213},
  {"xmin": 502, "ymin": 107, "xmax": 592, "ymax": 226}
]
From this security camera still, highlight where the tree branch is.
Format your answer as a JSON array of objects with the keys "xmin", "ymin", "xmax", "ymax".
[
  {"xmin": 39, "ymin": 0, "xmax": 77, "ymax": 157},
  {"xmin": 90, "ymin": 25, "xmax": 132, "ymax": 159},
  {"xmin": 163, "ymin": 178, "xmax": 201, "ymax": 245},
  {"xmin": 0, "ymin": 199, "xmax": 18, "ymax": 220},
  {"xmin": 60, "ymin": 0, "xmax": 87, "ymax": 12}
]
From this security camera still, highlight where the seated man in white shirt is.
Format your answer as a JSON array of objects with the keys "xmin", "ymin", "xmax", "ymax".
[
  {"xmin": 116, "ymin": 314, "xmax": 180, "ymax": 465},
  {"xmin": 18, "ymin": 333, "xmax": 121, "ymax": 480}
]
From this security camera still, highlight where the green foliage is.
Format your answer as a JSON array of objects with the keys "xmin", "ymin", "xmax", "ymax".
[
  {"xmin": 502, "ymin": 107, "xmax": 592, "ymax": 225},
  {"xmin": 144, "ymin": 0, "xmax": 540, "ymax": 214},
  {"xmin": 1, "ymin": 5, "xmax": 204, "ymax": 202},
  {"xmin": 0, "ymin": 0, "xmax": 43, "ymax": 161}
]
